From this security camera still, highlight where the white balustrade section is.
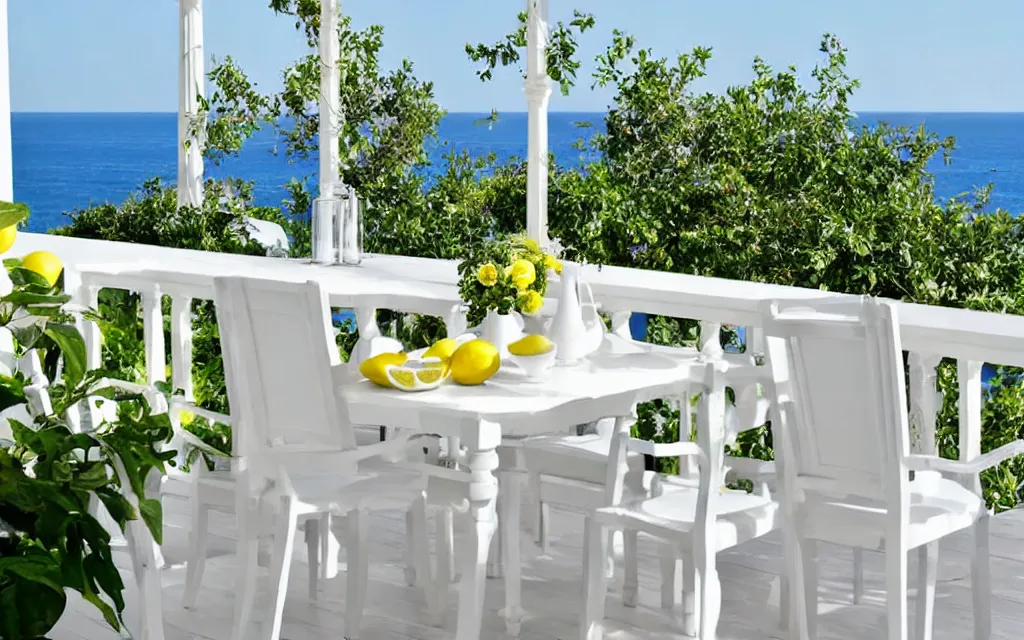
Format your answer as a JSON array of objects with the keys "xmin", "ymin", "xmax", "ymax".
[{"xmin": 14, "ymin": 233, "xmax": 1024, "ymax": 535}]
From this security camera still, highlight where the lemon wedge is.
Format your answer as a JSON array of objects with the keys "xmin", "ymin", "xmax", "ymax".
[
  {"xmin": 508, "ymin": 334, "xmax": 554, "ymax": 357},
  {"xmin": 359, "ymin": 352, "xmax": 408, "ymax": 387},
  {"xmin": 385, "ymin": 360, "xmax": 449, "ymax": 392},
  {"xmin": 449, "ymin": 339, "xmax": 501, "ymax": 386}
]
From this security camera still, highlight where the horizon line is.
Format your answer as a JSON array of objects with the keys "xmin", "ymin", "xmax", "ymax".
[{"xmin": 10, "ymin": 109, "xmax": 1024, "ymax": 116}]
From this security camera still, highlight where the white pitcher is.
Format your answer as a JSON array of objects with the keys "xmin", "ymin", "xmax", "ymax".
[{"xmin": 547, "ymin": 262, "xmax": 603, "ymax": 364}]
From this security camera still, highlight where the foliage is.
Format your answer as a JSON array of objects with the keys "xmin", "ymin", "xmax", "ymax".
[
  {"xmin": 465, "ymin": 8, "xmax": 596, "ymax": 96},
  {"xmin": 1, "ymin": 203, "xmax": 173, "ymax": 638},
  {"xmin": 456, "ymin": 236, "xmax": 553, "ymax": 326}
]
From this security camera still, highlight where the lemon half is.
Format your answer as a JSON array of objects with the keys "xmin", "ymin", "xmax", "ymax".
[
  {"xmin": 508, "ymin": 334, "xmax": 554, "ymax": 356},
  {"xmin": 385, "ymin": 359, "xmax": 449, "ymax": 392}
]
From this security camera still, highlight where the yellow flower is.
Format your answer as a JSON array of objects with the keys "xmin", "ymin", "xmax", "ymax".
[
  {"xmin": 179, "ymin": 410, "xmax": 196, "ymax": 426},
  {"xmin": 519, "ymin": 237, "xmax": 542, "ymax": 255},
  {"xmin": 477, "ymin": 263, "xmax": 498, "ymax": 287},
  {"xmin": 517, "ymin": 290, "xmax": 544, "ymax": 315},
  {"xmin": 544, "ymin": 253, "xmax": 563, "ymax": 275},
  {"xmin": 505, "ymin": 258, "xmax": 536, "ymax": 291}
]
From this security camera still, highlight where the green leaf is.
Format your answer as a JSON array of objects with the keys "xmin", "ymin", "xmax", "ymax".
[
  {"xmin": 4, "ymin": 290, "xmax": 72, "ymax": 307},
  {"xmin": 44, "ymin": 324, "xmax": 87, "ymax": 385},
  {"xmin": 0, "ymin": 201, "xmax": 29, "ymax": 229},
  {"xmin": 138, "ymin": 498, "xmax": 163, "ymax": 545}
]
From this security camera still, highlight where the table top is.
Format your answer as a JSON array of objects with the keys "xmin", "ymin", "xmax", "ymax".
[{"xmin": 341, "ymin": 334, "xmax": 709, "ymax": 436}]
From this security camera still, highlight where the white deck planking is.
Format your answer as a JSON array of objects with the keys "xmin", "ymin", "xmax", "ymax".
[{"xmin": 50, "ymin": 489, "xmax": 1024, "ymax": 640}]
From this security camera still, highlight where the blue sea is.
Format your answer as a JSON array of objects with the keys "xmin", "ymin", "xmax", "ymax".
[{"xmin": 12, "ymin": 111, "xmax": 1024, "ymax": 233}]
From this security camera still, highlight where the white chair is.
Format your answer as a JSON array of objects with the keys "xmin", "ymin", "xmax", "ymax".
[
  {"xmin": 211, "ymin": 276, "xmax": 453, "ymax": 640},
  {"xmin": 580, "ymin": 360, "xmax": 780, "ymax": 639},
  {"xmin": 761, "ymin": 296, "xmax": 1024, "ymax": 640}
]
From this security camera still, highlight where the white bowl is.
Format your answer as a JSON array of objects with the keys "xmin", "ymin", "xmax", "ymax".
[{"xmin": 510, "ymin": 346, "xmax": 557, "ymax": 380}]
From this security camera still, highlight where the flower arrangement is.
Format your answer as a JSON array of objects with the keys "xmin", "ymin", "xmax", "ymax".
[{"xmin": 457, "ymin": 235, "xmax": 562, "ymax": 327}]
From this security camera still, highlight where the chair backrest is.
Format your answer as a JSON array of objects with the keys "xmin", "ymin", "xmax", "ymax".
[
  {"xmin": 761, "ymin": 296, "xmax": 909, "ymax": 504},
  {"xmin": 212, "ymin": 276, "xmax": 356, "ymax": 459}
]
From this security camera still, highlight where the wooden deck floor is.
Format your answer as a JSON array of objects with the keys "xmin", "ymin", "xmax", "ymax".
[{"xmin": 51, "ymin": 488, "xmax": 1024, "ymax": 640}]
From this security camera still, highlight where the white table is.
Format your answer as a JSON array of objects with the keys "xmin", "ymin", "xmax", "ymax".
[{"xmin": 342, "ymin": 334, "xmax": 711, "ymax": 639}]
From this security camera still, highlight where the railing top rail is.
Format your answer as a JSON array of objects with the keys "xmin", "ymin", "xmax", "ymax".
[{"xmin": 15, "ymin": 232, "xmax": 1024, "ymax": 366}]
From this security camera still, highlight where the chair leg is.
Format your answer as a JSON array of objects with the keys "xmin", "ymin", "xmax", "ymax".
[
  {"xmin": 853, "ymin": 547, "xmax": 865, "ymax": 604},
  {"xmin": 801, "ymin": 537, "xmax": 819, "ymax": 640},
  {"xmin": 692, "ymin": 543, "xmax": 722, "ymax": 640},
  {"xmin": 265, "ymin": 496, "xmax": 299, "ymax": 640},
  {"xmin": 403, "ymin": 507, "xmax": 417, "ymax": 586},
  {"xmin": 410, "ymin": 496, "xmax": 434, "ymax": 595},
  {"xmin": 657, "ymin": 552, "xmax": 676, "ymax": 610},
  {"xmin": 305, "ymin": 520, "xmax": 320, "ymax": 600},
  {"xmin": 430, "ymin": 509, "xmax": 452, "ymax": 626},
  {"xmin": 528, "ymin": 472, "xmax": 542, "ymax": 544},
  {"xmin": 488, "ymin": 493, "xmax": 503, "ymax": 578},
  {"xmin": 885, "ymin": 546, "xmax": 909, "ymax": 640},
  {"xmin": 539, "ymin": 502, "xmax": 551, "ymax": 555},
  {"xmin": 501, "ymin": 469, "xmax": 524, "ymax": 637},
  {"xmin": 345, "ymin": 508, "xmax": 370, "ymax": 640},
  {"xmin": 972, "ymin": 515, "xmax": 992, "ymax": 640},
  {"xmin": 182, "ymin": 502, "xmax": 210, "ymax": 609},
  {"xmin": 580, "ymin": 518, "xmax": 610, "ymax": 640},
  {"xmin": 914, "ymin": 542, "xmax": 938, "ymax": 640},
  {"xmin": 319, "ymin": 513, "xmax": 339, "ymax": 580},
  {"xmin": 682, "ymin": 555, "xmax": 698, "ymax": 636},
  {"xmin": 231, "ymin": 493, "xmax": 260, "ymax": 640},
  {"xmin": 779, "ymin": 573, "xmax": 790, "ymax": 631},
  {"xmin": 622, "ymin": 531, "xmax": 639, "ymax": 608}
]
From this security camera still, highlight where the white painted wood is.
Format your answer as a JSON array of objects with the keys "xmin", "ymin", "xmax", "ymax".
[
  {"xmin": 315, "ymin": 0, "xmax": 342, "ymax": 261},
  {"xmin": 178, "ymin": 0, "xmax": 205, "ymax": 209},
  {"xmin": 524, "ymin": 0, "xmax": 551, "ymax": 244},
  {"xmin": 760, "ymin": 296, "xmax": 1017, "ymax": 639},
  {"xmin": 0, "ymin": 0, "xmax": 11, "ymax": 203}
]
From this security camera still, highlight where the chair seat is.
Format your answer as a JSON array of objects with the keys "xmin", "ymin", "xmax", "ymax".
[
  {"xmin": 286, "ymin": 468, "xmax": 425, "ymax": 516},
  {"xmin": 522, "ymin": 433, "xmax": 645, "ymax": 486},
  {"xmin": 799, "ymin": 473, "xmax": 984, "ymax": 550},
  {"xmin": 594, "ymin": 485, "xmax": 779, "ymax": 551}
]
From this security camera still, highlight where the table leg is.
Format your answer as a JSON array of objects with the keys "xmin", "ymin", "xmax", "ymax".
[
  {"xmin": 455, "ymin": 420, "xmax": 501, "ymax": 640},
  {"xmin": 501, "ymin": 465, "xmax": 524, "ymax": 637}
]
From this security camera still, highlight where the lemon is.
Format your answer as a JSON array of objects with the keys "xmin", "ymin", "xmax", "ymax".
[
  {"xmin": 385, "ymin": 361, "xmax": 448, "ymax": 392},
  {"xmin": 0, "ymin": 225, "xmax": 16, "ymax": 255},
  {"xmin": 449, "ymin": 339, "xmax": 500, "ymax": 386},
  {"xmin": 423, "ymin": 337, "xmax": 457, "ymax": 361},
  {"xmin": 21, "ymin": 251, "xmax": 63, "ymax": 287},
  {"xmin": 508, "ymin": 334, "xmax": 554, "ymax": 356},
  {"xmin": 359, "ymin": 352, "xmax": 407, "ymax": 387}
]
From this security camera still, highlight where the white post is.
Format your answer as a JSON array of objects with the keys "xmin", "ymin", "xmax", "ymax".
[
  {"xmin": 524, "ymin": 0, "xmax": 551, "ymax": 245},
  {"xmin": 314, "ymin": 0, "xmax": 342, "ymax": 261},
  {"xmin": 0, "ymin": 0, "xmax": 12, "ymax": 203},
  {"xmin": 177, "ymin": 0, "xmax": 205, "ymax": 209}
]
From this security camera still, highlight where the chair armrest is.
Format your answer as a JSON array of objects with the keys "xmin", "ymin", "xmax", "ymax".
[
  {"xmin": 905, "ymin": 440, "xmax": 1024, "ymax": 475},
  {"xmin": 625, "ymin": 437, "xmax": 707, "ymax": 464},
  {"xmin": 168, "ymin": 397, "xmax": 232, "ymax": 426}
]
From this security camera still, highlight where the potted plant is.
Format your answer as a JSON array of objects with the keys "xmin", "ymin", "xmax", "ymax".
[
  {"xmin": 0, "ymin": 202, "xmax": 175, "ymax": 639},
  {"xmin": 456, "ymin": 235, "xmax": 561, "ymax": 356}
]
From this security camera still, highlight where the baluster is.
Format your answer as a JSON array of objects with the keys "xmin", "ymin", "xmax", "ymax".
[
  {"xmin": 170, "ymin": 295, "xmax": 194, "ymax": 400},
  {"xmin": 957, "ymin": 360, "xmax": 983, "ymax": 494},
  {"xmin": 610, "ymin": 310, "xmax": 632, "ymax": 340},
  {"xmin": 351, "ymin": 307, "xmax": 381, "ymax": 366},
  {"xmin": 699, "ymin": 320, "xmax": 724, "ymax": 359},
  {"xmin": 908, "ymin": 352, "xmax": 942, "ymax": 456},
  {"xmin": 141, "ymin": 286, "xmax": 166, "ymax": 386}
]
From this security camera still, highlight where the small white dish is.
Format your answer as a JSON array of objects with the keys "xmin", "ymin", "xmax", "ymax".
[{"xmin": 510, "ymin": 346, "xmax": 557, "ymax": 380}]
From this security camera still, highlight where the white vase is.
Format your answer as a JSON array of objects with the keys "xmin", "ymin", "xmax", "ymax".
[
  {"xmin": 481, "ymin": 310, "xmax": 523, "ymax": 359},
  {"xmin": 547, "ymin": 262, "xmax": 604, "ymax": 364}
]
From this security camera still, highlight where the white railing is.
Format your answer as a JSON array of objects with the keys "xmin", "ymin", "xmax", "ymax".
[{"xmin": 14, "ymin": 231, "xmax": 1024, "ymax": 477}]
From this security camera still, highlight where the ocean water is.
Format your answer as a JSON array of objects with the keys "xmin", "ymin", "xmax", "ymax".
[{"xmin": 12, "ymin": 111, "xmax": 1024, "ymax": 233}]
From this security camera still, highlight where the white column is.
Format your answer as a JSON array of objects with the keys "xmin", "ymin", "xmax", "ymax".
[
  {"xmin": 177, "ymin": 0, "xmax": 205, "ymax": 209},
  {"xmin": 0, "ymin": 0, "xmax": 12, "ymax": 203},
  {"xmin": 524, "ymin": 0, "xmax": 551, "ymax": 245},
  {"xmin": 313, "ymin": 0, "xmax": 342, "ymax": 261}
]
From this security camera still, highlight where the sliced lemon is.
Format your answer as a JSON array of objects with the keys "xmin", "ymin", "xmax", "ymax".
[
  {"xmin": 359, "ymin": 352, "xmax": 408, "ymax": 387},
  {"xmin": 384, "ymin": 360, "xmax": 449, "ymax": 392},
  {"xmin": 508, "ymin": 334, "xmax": 554, "ymax": 356}
]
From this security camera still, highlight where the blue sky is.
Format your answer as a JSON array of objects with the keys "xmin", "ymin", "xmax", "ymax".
[{"xmin": 9, "ymin": 0, "xmax": 1024, "ymax": 113}]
